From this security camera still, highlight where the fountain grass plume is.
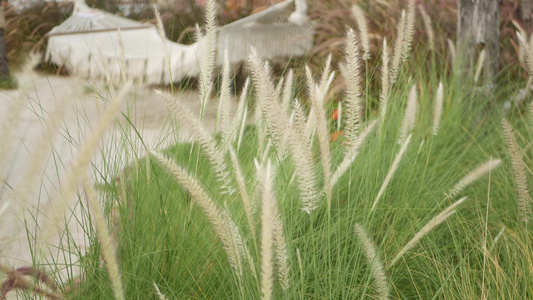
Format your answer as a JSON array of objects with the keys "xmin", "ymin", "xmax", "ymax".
[
  {"xmin": 398, "ymin": 85, "xmax": 417, "ymax": 145},
  {"xmin": 234, "ymin": 78, "xmax": 251, "ymax": 151},
  {"xmin": 309, "ymin": 65, "xmax": 333, "ymax": 203},
  {"xmin": 474, "ymin": 49, "xmax": 486, "ymax": 83},
  {"xmin": 372, "ymin": 134, "xmax": 412, "ymax": 212},
  {"xmin": 218, "ymin": 51, "xmax": 232, "ymax": 152},
  {"xmin": 281, "ymin": 69, "xmax": 294, "ymax": 118},
  {"xmin": 351, "ymin": 5, "xmax": 370, "ymax": 60},
  {"xmin": 291, "ymin": 99, "xmax": 319, "ymax": 213},
  {"xmin": 431, "ymin": 81, "xmax": 444, "ymax": 136},
  {"xmin": 502, "ymin": 119, "xmax": 531, "ymax": 223},
  {"xmin": 257, "ymin": 160, "xmax": 276, "ymax": 300},
  {"xmin": 402, "ymin": 0, "xmax": 416, "ymax": 62},
  {"xmin": 273, "ymin": 194, "xmax": 290, "ymax": 290},
  {"xmin": 331, "ymin": 119, "xmax": 377, "ymax": 188},
  {"xmin": 158, "ymin": 90, "xmax": 234, "ymax": 195},
  {"xmin": 82, "ymin": 174, "xmax": 124, "ymax": 300},
  {"xmin": 390, "ymin": 10, "xmax": 406, "ymax": 84},
  {"xmin": 153, "ymin": 283, "xmax": 166, "ymax": 300},
  {"xmin": 390, "ymin": 197, "xmax": 468, "ymax": 267},
  {"xmin": 198, "ymin": 0, "xmax": 217, "ymax": 119},
  {"xmin": 229, "ymin": 147, "xmax": 256, "ymax": 237},
  {"xmin": 418, "ymin": 4, "xmax": 434, "ymax": 52},
  {"xmin": 45, "ymin": 82, "xmax": 132, "ymax": 238},
  {"xmin": 446, "ymin": 158, "xmax": 501, "ymax": 199},
  {"xmin": 248, "ymin": 48, "xmax": 287, "ymax": 152},
  {"xmin": 379, "ymin": 38, "xmax": 390, "ymax": 120},
  {"xmin": 354, "ymin": 224, "xmax": 390, "ymax": 299},
  {"xmin": 151, "ymin": 151, "xmax": 248, "ymax": 278},
  {"xmin": 344, "ymin": 28, "xmax": 363, "ymax": 146}
]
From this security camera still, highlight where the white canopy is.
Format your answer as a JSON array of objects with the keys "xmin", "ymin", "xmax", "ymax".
[{"xmin": 45, "ymin": 0, "xmax": 313, "ymax": 85}]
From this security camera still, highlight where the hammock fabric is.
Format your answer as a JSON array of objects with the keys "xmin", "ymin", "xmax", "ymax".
[{"xmin": 45, "ymin": 0, "xmax": 313, "ymax": 85}]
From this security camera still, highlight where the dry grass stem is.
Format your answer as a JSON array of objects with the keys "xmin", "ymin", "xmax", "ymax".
[
  {"xmin": 372, "ymin": 134, "xmax": 412, "ymax": 212},
  {"xmin": 354, "ymin": 224, "xmax": 390, "ymax": 299},
  {"xmin": 446, "ymin": 159, "xmax": 501, "ymax": 199},
  {"xmin": 390, "ymin": 197, "xmax": 468, "ymax": 267},
  {"xmin": 502, "ymin": 119, "xmax": 532, "ymax": 223}
]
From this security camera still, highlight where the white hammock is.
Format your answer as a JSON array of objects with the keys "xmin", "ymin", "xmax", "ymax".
[{"xmin": 44, "ymin": 0, "xmax": 313, "ymax": 85}]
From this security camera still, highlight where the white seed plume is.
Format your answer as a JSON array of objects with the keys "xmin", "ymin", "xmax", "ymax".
[
  {"xmin": 311, "ymin": 71, "xmax": 333, "ymax": 203},
  {"xmin": 291, "ymin": 99, "xmax": 319, "ymax": 213},
  {"xmin": 351, "ymin": 5, "xmax": 371, "ymax": 60},
  {"xmin": 248, "ymin": 49, "xmax": 287, "ymax": 152},
  {"xmin": 82, "ymin": 174, "xmax": 124, "ymax": 300},
  {"xmin": 234, "ymin": 78, "xmax": 251, "ymax": 151},
  {"xmin": 273, "ymin": 198, "xmax": 290, "ymax": 290},
  {"xmin": 390, "ymin": 10, "xmax": 406, "ymax": 84},
  {"xmin": 258, "ymin": 160, "xmax": 276, "ymax": 300},
  {"xmin": 474, "ymin": 49, "xmax": 486, "ymax": 83},
  {"xmin": 418, "ymin": 4, "xmax": 434, "ymax": 52},
  {"xmin": 502, "ymin": 119, "xmax": 531, "ymax": 223},
  {"xmin": 151, "ymin": 151, "xmax": 248, "ymax": 277},
  {"xmin": 198, "ymin": 0, "xmax": 217, "ymax": 119},
  {"xmin": 218, "ymin": 51, "xmax": 232, "ymax": 151},
  {"xmin": 372, "ymin": 134, "xmax": 412, "ymax": 212},
  {"xmin": 390, "ymin": 197, "xmax": 468, "ymax": 267},
  {"xmin": 398, "ymin": 85, "xmax": 418, "ymax": 145},
  {"xmin": 517, "ymin": 32, "xmax": 533, "ymax": 77},
  {"xmin": 229, "ymin": 147, "xmax": 255, "ymax": 237},
  {"xmin": 431, "ymin": 81, "xmax": 444, "ymax": 136},
  {"xmin": 402, "ymin": 0, "xmax": 416, "ymax": 62},
  {"xmin": 159, "ymin": 91, "xmax": 234, "ymax": 195},
  {"xmin": 331, "ymin": 119, "xmax": 377, "ymax": 188},
  {"xmin": 446, "ymin": 159, "xmax": 501, "ymax": 199},
  {"xmin": 354, "ymin": 224, "xmax": 390, "ymax": 299},
  {"xmin": 447, "ymin": 39, "xmax": 456, "ymax": 68},
  {"xmin": 379, "ymin": 38, "xmax": 390, "ymax": 120},
  {"xmin": 153, "ymin": 283, "xmax": 167, "ymax": 300},
  {"xmin": 46, "ymin": 82, "xmax": 131, "ymax": 236},
  {"xmin": 344, "ymin": 28, "xmax": 364, "ymax": 145},
  {"xmin": 281, "ymin": 69, "xmax": 294, "ymax": 118}
]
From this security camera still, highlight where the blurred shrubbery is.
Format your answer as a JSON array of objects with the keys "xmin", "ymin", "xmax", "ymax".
[{"xmin": 3, "ymin": 0, "xmax": 528, "ymax": 86}]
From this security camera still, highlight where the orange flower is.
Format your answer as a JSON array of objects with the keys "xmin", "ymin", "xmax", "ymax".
[
  {"xmin": 330, "ymin": 108, "xmax": 340, "ymax": 120},
  {"xmin": 330, "ymin": 130, "xmax": 344, "ymax": 142}
]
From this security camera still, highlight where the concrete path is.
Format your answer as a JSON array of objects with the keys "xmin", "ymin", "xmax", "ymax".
[{"xmin": 0, "ymin": 72, "xmax": 228, "ymax": 293}]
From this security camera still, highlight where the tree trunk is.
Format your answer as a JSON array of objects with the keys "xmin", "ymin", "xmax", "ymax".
[
  {"xmin": 0, "ymin": 3, "xmax": 10, "ymax": 81},
  {"xmin": 457, "ymin": 0, "xmax": 499, "ymax": 85},
  {"xmin": 521, "ymin": 0, "xmax": 533, "ymax": 33}
]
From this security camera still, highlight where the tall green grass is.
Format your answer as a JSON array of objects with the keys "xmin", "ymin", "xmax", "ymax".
[{"xmin": 2, "ymin": 0, "xmax": 533, "ymax": 299}]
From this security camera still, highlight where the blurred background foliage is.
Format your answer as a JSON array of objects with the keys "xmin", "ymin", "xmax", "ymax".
[{"xmin": 3, "ymin": 0, "xmax": 529, "ymax": 89}]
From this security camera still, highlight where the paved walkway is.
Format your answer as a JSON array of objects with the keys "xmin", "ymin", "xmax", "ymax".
[{"xmin": 0, "ymin": 72, "xmax": 225, "ymax": 290}]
